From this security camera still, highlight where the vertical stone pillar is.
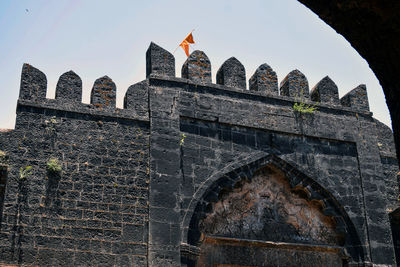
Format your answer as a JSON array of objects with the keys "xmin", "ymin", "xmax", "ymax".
[
  {"xmin": 280, "ymin": 69, "xmax": 309, "ymax": 98},
  {"xmin": 249, "ymin": 63, "xmax": 278, "ymax": 95},
  {"xmin": 19, "ymin": 63, "xmax": 47, "ymax": 101},
  {"xmin": 146, "ymin": 42, "xmax": 175, "ymax": 78},
  {"xmin": 90, "ymin": 76, "xmax": 116, "ymax": 109},
  {"xmin": 310, "ymin": 76, "xmax": 339, "ymax": 104},
  {"xmin": 124, "ymin": 80, "xmax": 149, "ymax": 117},
  {"xmin": 340, "ymin": 85, "xmax": 370, "ymax": 111},
  {"xmin": 148, "ymin": 84, "xmax": 182, "ymax": 266},
  {"xmin": 216, "ymin": 57, "xmax": 246, "ymax": 90},
  {"xmin": 55, "ymin": 71, "xmax": 82, "ymax": 102},
  {"xmin": 355, "ymin": 115, "xmax": 396, "ymax": 265},
  {"xmin": 181, "ymin": 50, "xmax": 211, "ymax": 84}
]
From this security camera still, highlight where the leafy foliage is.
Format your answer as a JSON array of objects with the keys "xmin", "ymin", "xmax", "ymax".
[
  {"xmin": 293, "ymin": 101, "xmax": 318, "ymax": 114},
  {"xmin": 0, "ymin": 150, "xmax": 7, "ymax": 166},
  {"xmin": 47, "ymin": 158, "xmax": 62, "ymax": 174},
  {"xmin": 293, "ymin": 89, "xmax": 318, "ymax": 114},
  {"xmin": 180, "ymin": 133, "xmax": 186, "ymax": 146},
  {"xmin": 19, "ymin": 166, "xmax": 33, "ymax": 179}
]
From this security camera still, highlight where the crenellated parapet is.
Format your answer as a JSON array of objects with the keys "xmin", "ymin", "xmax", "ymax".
[
  {"xmin": 17, "ymin": 41, "xmax": 371, "ymax": 116},
  {"xmin": 4, "ymin": 41, "xmax": 399, "ymax": 267}
]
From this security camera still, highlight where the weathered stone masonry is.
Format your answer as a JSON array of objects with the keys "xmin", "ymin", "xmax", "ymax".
[{"xmin": 0, "ymin": 42, "xmax": 399, "ymax": 266}]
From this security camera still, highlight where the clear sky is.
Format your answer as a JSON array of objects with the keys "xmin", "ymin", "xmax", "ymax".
[{"xmin": 0, "ymin": 0, "xmax": 391, "ymax": 129}]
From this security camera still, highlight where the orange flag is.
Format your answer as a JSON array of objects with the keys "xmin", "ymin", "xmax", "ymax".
[{"xmin": 179, "ymin": 32, "xmax": 195, "ymax": 57}]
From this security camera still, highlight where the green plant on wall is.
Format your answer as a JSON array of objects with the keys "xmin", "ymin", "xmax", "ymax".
[
  {"xmin": 47, "ymin": 158, "xmax": 62, "ymax": 174},
  {"xmin": 45, "ymin": 116, "xmax": 59, "ymax": 134},
  {"xmin": 179, "ymin": 133, "xmax": 186, "ymax": 146},
  {"xmin": 293, "ymin": 89, "xmax": 318, "ymax": 114},
  {"xmin": 19, "ymin": 166, "xmax": 33, "ymax": 180},
  {"xmin": 293, "ymin": 101, "xmax": 318, "ymax": 114},
  {"xmin": 0, "ymin": 150, "xmax": 7, "ymax": 166}
]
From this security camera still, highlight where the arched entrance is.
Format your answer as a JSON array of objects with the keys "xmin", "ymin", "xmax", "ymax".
[
  {"xmin": 298, "ymin": 0, "xmax": 400, "ymax": 166},
  {"xmin": 182, "ymin": 156, "xmax": 364, "ymax": 266}
]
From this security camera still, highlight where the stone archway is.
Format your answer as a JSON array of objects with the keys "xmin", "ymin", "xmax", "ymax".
[
  {"xmin": 298, "ymin": 0, "xmax": 400, "ymax": 165},
  {"xmin": 182, "ymin": 156, "xmax": 365, "ymax": 266},
  {"xmin": 197, "ymin": 165, "xmax": 346, "ymax": 266}
]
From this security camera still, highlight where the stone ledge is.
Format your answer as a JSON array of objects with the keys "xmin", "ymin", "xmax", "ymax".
[
  {"xmin": 148, "ymin": 75, "xmax": 373, "ymax": 117},
  {"xmin": 17, "ymin": 99, "xmax": 150, "ymax": 125}
]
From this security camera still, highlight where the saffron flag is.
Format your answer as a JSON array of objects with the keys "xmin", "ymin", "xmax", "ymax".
[{"xmin": 179, "ymin": 32, "xmax": 195, "ymax": 57}]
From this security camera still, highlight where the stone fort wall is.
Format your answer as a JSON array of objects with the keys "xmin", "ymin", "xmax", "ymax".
[{"xmin": 0, "ymin": 42, "xmax": 398, "ymax": 266}]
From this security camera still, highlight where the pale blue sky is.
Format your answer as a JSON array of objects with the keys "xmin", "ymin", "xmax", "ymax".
[{"xmin": 0, "ymin": 0, "xmax": 391, "ymax": 128}]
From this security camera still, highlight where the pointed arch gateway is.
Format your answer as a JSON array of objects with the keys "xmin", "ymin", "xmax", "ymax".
[{"xmin": 181, "ymin": 155, "xmax": 365, "ymax": 267}]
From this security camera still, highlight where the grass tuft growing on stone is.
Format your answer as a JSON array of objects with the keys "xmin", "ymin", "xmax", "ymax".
[
  {"xmin": 47, "ymin": 158, "xmax": 62, "ymax": 174},
  {"xmin": 293, "ymin": 101, "xmax": 318, "ymax": 114},
  {"xmin": 19, "ymin": 166, "xmax": 32, "ymax": 179}
]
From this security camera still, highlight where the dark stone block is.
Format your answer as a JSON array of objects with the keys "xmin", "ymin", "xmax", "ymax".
[
  {"xmin": 180, "ymin": 122, "xmax": 199, "ymax": 135},
  {"xmin": 232, "ymin": 132, "xmax": 247, "ymax": 145},
  {"xmin": 74, "ymin": 252, "xmax": 94, "ymax": 266},
  {"xmin": 370, "ymin": 245, "xmax": 396, "ymax": 265},
  {"xmin": 256, "ymin": 132, "xmax": 272, "ymax": 149},
  {"xmin": 55, "ymin": 70, "xmax": 82, "ymax": 102},
  {"xmin": 310, "ymin": 76, "xmax": 339, "ymax": 104},
  {"xmin": 112, "ymin": 242, "xmax": 147, "ymax": 255},
  {"xmin": 216, "ymin": 57, "xmax": 246, "ymax": 89},
  {"xmin": 117, "ymin": 255, "xmax": 132, "ymax": 267},
  {"xmin": 133, "ymin": 255, "xmax": 147, "ymax": 267},
  {"xmin": 91, "ymin": 253, "xmax": 116, "ymax": 266},
  {"xmin": 182, "ymin": 50, "xmax": 211, "ymax": 84},
  {"xmin": 199, "ymin": 126, "xmax": 218, "ymax": 138},
  {"xmin": 149, "ymin": 221, "xmax": 171, "ymax": 245},
  {"xmin": 249, "ymin": 63, "xmax": 278, "ymax": 95},
  {"xmin": 122, "ymin": 223, "xmax": 145, "ymax": 242}
]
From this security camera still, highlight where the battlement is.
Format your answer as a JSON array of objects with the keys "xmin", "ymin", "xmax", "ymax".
[
  {"xmin": 1, "ymin": 41, "xmax": 399, "ymax": 267},
  {"xmin": 19, "ymin": 42, "xmax": 370, "ymax": 120}
]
